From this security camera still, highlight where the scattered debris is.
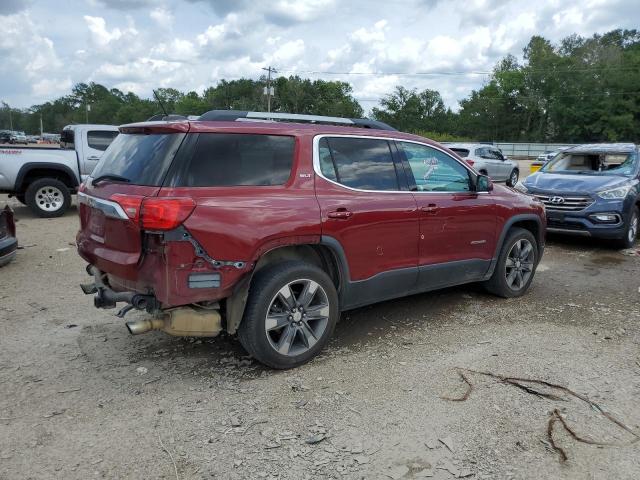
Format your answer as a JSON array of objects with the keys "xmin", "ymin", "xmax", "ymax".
[
  {"xmin": 442, "ymin": 367, "xmax": 640, "ymax": 462},
  {"xmin": 385, "ymin": 465, "xmax": 410, "ymax": 479},
  {"xmin": 305, "ymin": 433, "xmax": 326, "ymax": 445},
  {"xmin": 438, "ymin": 436, "xmax": 456, "ymax": 453},
  {"xmin": 57, "ymin": 388, "xmax": 81, "ymax": 394},
  {"xmin": 157, "ymin": 431, "xmax": 179, "ymax": 480},
  {"xmin": 64, "ymin": 324, "xmax": 78, "ymax": 329},
  {"xmin": 136, "ymin": 367, "xmax": 148, "ymax": 375},
  {"xmin": 55, "ymin": 247, "xmax": 70, "ymax": 252}
]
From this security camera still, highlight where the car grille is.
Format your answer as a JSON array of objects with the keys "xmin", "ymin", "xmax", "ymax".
[
  {"xmin": 546, "ymin": 219, "xmax": 586, "ymax": 230},
  {"xmin": 533, "ymin": 194, "xmax": 594, "ymax": 211}
]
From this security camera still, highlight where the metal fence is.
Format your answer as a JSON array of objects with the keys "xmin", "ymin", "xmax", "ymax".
[{"xmin": 496, "ymin": 143, "xmax": 578, "ymax": 159}]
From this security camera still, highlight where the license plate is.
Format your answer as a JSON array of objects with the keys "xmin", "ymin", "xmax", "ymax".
[
  {"xmin": 547, "ymin": 211, "xmax": 564, "ymax": 222},
  {"xmin": 88, "ymin": 209, "xmax": 105, "ymax": 236}
]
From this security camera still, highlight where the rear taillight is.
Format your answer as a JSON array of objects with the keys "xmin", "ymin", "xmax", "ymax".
[
  {"xmin": 465, "ymin": 159, "xmax": 475, "ymax": 167},
  {"xmin": 140, "ymin": 197, "xmax": 196, "ymax": 231},
  {"xmin": 110, "ymin": 195, "xmax": 195, "ymax": 230},
  {"xmin": 110, "ymin": 194, "xmax": 143, "ymax": 222}
]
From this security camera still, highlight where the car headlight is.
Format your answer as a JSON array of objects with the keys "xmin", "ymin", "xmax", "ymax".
[
  {"xmin": 596, "ymin": 185, "xmax": 632, "ymax": 199},
  {"xmin": 513, "ymin": 181, "xmax": 528, "ymax": 193}
]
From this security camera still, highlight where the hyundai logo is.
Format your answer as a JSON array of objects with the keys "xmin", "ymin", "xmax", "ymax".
[{"xmin": 549, "ymin": 196, "xmax": 565, "ymax": 204}]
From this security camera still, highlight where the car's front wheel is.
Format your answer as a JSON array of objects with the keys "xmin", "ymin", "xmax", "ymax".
[
  {"xmin": 483, "ymin": 227, "xmax": 538, "ymax": 298},
  {"xmin": 616, "ymin": 206, "xmax": 638, "ymax": 249},
  {"xmin": 238, "ymin": 261, "xmax": 339, "ymax": 369},
  {"xmin": 507, "ymin": 169, "xmax": 519, "ymax": 187}
]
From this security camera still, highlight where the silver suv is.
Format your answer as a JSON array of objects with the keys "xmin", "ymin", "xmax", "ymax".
[{"xmin": 446, "ymin": 143, "xmax": 519, "ymax": 186}]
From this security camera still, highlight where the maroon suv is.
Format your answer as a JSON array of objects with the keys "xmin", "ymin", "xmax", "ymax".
[{"xmin": 77, "ymin": 111, "xmax": 545, "ymax": 368}]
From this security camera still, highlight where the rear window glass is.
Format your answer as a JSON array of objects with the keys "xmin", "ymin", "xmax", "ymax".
[
  {"xmin": 91, "ymin": 133, "xmax": 185, "ymax": 186},
  {"xmin": 176, "ymin": 133, "xmax": 295, "ymax": 187},
  {"xmin": 450, "ymin": 148, "xmax": 469, "ymax": 158},
  {"xmin": 88, "ymin": 130, "xmax": 119, "ymax": 151},
  {"xmin": 322, "ymin": 137, "xmax": 399, "ymax": 191}
]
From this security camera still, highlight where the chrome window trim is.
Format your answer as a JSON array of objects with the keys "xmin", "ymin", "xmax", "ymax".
[
  {"xmin": 312, "ymin": 134, "xmax": 483, "ymax": 195},
  {"xmin": 77, "ymin": 191, "xmax": 128, "ymax": 220}
]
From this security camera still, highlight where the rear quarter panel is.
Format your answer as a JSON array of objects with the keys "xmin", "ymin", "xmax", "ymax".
[{"xmin": 158, "ymin": 135, "xmax": 321, "ymax": 303}]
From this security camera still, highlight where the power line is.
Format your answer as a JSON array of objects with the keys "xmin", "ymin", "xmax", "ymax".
[{"xmin": 277, "ymin": 65, "xmax": 640, "ymax": 77}]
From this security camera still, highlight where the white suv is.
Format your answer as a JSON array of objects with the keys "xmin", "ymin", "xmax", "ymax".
[{"xmin": 446, "ymin": 143, "xmax": 519, "ymax": 186}]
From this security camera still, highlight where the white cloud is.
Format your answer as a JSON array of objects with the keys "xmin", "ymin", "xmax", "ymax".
[
  {"xmin": 150, "ymin": 6, "xmax": 173, "ymax": 27},
  {"xmin": 2, "ymin": 0, "xmax": 640, "ymax": 110}
]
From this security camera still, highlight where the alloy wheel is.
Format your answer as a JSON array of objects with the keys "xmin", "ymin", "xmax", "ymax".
[
  {"xmin": 629, "ymin": 214, "xmax": 638, "ymax": 243},
  {"xmin": 35, "ymin": 186, "xmax": 64, "ymax": 212},
  {"xmin": 505, "ymin": 239, "xmax": 534, "ymax": 291},
  {"xmin": 264, "ymin": 279, "xmax": 330, "ymax": 356},
  {"xmin": 510, "ymin": 170, "xmax": 518, "ymax": 185}
]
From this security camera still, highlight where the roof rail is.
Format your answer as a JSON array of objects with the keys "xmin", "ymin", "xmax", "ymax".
[
  {"xmin": 146, "ymin": 114, "xmax": 199, "ymax": 121},
  {"xmin": 197, "ymin": 110, "xmax": 396, "ymax": 131}
]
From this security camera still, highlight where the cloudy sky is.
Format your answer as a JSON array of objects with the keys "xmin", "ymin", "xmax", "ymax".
[{"xmin": 1, "ymin": 0, "xmax": 637, "ymax": 111}]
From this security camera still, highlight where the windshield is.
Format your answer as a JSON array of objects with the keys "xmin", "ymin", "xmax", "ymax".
[
  {"xmin": 91, "ymin": 133, "xmax": 186, "ymax": 186},
  {"xmin": 541, "ymin": 151, "xmax": 638, "ymax": 176}
]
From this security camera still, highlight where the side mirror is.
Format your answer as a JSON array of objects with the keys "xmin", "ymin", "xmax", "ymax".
[{"xmin": 476, "ymin": 174, "xmax": 493, "ymax": 192}]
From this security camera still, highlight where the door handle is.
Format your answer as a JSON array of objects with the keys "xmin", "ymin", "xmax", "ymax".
[
  {"xmin": 87, "ymin": 156, "xmax": 100, "ymax": 161},
  {"xmin": 327, "ymin": 208, "xmax": 353, "ymax": 219},
  {"xmin": 420, "ymin": 204, "xmax": 438, "ymax": 214}
]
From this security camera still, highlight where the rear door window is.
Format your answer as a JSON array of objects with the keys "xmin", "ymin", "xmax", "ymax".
[
  {"xmin": 175, "ymin": 134, "xmax": 295, "ymax": 187},
  {"xmin": 87, "ymin": 130, "xmax": 119, "ymax": 151},
  {"xmin": 321, "ymin": 137, "xmax": 399, "ymax": 191},
  {"xmin": 91, "ymin": 133, "xmax": 186, "ymax": 186},
  {"xmin": 450, "ymin": 148, "xmax": 470, "ymax": 158}
]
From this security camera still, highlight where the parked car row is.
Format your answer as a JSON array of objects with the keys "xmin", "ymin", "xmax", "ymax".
[
  {"xmin": 0, "ymin": 130, "xmax": 28, "ymax": 145},
  {"xmin": 3, "ymin": 111, "xmax": 637, "ymax": 369}
]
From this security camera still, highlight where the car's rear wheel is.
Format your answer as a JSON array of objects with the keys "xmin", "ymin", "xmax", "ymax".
[
  {"xmin": 25, "ymin": 178, "xmax": 71, "ymax": 218},
  {"xmin": 616, "ymin": 206, "xmax": 638, "ymax": 249},
  {"xmin": 238, "ymin": 261, "xmax": 339, "ymax": 369},
  {"xmin": 483, "ymin": 227, "xmax": 538, "ymax": 298},
  {"xmin": 507, "ymin": 169, "xmax": 519, "ymax": 187}
]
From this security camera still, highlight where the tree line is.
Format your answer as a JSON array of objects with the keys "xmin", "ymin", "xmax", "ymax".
[{"xmin": 2, "ymin": 29, "xmax": 638, "ymax": 143}]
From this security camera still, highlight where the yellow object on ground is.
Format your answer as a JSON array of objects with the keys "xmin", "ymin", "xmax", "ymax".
[{"xmin": 530, "ymin": 162, "xmax": 544, "ymax": 174}]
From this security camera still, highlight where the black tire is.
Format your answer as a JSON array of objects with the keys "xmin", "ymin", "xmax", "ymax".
[
  {"xmin": 237, "ymin": 261, "xmax": 339, "ymax": 369},
  {"xmin": 25, "ymin": 178, "xmax": 71, "ymax": 218},
  {"xmin": 615, "ymin": 206, "xmax": 638, "ymax": 249},
  {"xmin": 507, "ymin": 169, "xmax": 519, "ymax": 187},
  {"xmin": 479, "ymin": 169, "xmax": 488, "ymax": 176},
  {"xmin": 483, "ymin": 227, "xmax": 538, "ymax": 298}
]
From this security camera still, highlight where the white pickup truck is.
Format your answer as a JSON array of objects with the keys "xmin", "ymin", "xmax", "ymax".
[{"xmin": 0, "ymin": 124, "xmax": 119, "ymax": 217}]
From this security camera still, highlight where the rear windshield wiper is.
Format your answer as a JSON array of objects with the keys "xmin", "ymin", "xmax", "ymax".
[{"xmin": 92, "ymin": 174, "xmax": 131, "ymax": 185}]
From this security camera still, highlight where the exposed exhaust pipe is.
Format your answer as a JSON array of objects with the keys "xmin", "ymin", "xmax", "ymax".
[
  {"xmin": 125, "ymin": 307, "xmax": 222, "ymax": 337},
  {"xmin": 126, "ymin": 318, "xmax": 165, "ymax": 335}
]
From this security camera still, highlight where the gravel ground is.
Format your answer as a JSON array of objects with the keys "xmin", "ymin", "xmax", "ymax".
[{"xmin": 1, "ymin": 194, "xmax": 639, "ymax": 480}]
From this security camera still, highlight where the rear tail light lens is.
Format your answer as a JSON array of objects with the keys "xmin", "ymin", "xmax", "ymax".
[
  {"xmin": 110, "ymin": 194, "xmax": 143, "ymax": 222},
  {"xmin": 465, "ymin": 159, "xmax": 475, "ymax": 167},
  {"xmin": 141, "ymin": 197, "xmax": 196, "ymax": 231},
  {"xmin": 110, "ymin": 195, "xmax": 195, "ymax": 230}
]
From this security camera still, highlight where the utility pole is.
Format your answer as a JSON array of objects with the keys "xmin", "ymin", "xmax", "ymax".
[
  {"xmin": 8, "ymin": 105, "xmax": 13, "ymax": 131},
  {"xmin": 40, "ymin": 113, "xmax": 43, "ymax": 139},
  {"xmin": 262, "ymin": 66, "xmax": 277, "ymax": 113},
  {"xmin": 85, "ymin": 103, "xmax": 90, "ymax": 123}
]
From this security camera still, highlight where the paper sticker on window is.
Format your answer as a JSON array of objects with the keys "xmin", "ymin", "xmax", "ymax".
[{"xmin": 423, "ymin": 157, "xmax": 438, "ymax": 180}]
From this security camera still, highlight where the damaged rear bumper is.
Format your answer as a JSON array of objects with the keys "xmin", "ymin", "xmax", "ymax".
[
  {"xmin": 80, "ymin": 264, "xmax": 223, "ymax": 337},
  {"xmin": 81, "ymin": 264, "xmax": 159, "ymax": 313}
]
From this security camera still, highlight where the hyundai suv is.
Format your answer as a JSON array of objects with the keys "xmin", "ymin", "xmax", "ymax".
[
  {"xmin": 76, "ymin": 111, "xmax": 545, "ymax": 369},
  {"xmin": 516, "ymin": 143, "xmax": 639, "ymax": 248}
]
